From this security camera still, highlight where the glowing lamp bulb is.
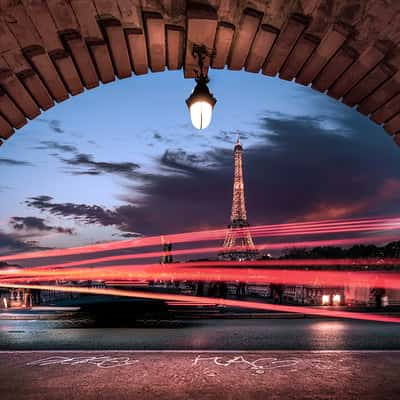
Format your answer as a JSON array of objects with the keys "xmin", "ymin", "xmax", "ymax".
[
  {"xmin": 186, "ymin": 80, "xmax": 216, "ymax": 130},
  {"xmin": 189, "ymin": 101, "xmax": 213, "ymax": 130}
]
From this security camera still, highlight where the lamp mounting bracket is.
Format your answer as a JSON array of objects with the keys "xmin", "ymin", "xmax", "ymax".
[{"xmin": 191, "ymin": 44, "xmax": 216, "ymax": 82}]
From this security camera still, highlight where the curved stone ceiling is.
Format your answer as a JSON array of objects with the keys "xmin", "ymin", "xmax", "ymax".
[{"xmin": 0, "ymin": 0, "xmax": 399, "ymax": 147}]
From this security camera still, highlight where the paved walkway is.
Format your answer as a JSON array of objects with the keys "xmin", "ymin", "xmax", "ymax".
[{"xmin": 0, "ymin": 351, "xmax": 399, "ymax": 399}]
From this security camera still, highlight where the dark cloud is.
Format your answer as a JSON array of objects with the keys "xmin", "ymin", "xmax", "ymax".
[
  {"xmin": 153, "ymin": 132, "xmax": 162, "ymax": 140},
  {"xmin": 24, "ymin": 110, "xmax": 400, "ymax": 238},
  {"xmin": 25, "ymin": 196, "xmax": 123, "ymax": 227},
  {"xmin": 37, "ymin": 119, "xmax": 64, "ymax": 134},
  {"xmin": 113, "ymin": 232, "xmax": 143, "ymax": 238},
  {"xmin": 10, "ymin": 216, "xmax": 74, "ymax": 235},
  {"xmin": 160, "ymin": 149, "xmax": 201, "ymax": 174},
  {"xmin": 33, "ymin": 141, "xmax": 78, "ymax": 153},
  {"xmin": 0, "ymin": 231, "xmax": 47, "ymax": 256},
  {"xmin": 61, "ymin": 153, "xmax": 140, "ymax": 178},
  {"xmin": 0, "ymin": 158, "xmax": 33, "ymax": 166},
  {"xmin": 160, "ymin": 148, "xmax": 216, "ymax": 174},
  {"xmin": 242, "ymin": 112, "xmax": 400, "ymax": 223},
  {"xmin": 33, "ymin": 139, "xmax": 142, "ymax": 180},
  {"xmin": 50, "ymin": 120, "xmax": 64, "ymax": 133}
]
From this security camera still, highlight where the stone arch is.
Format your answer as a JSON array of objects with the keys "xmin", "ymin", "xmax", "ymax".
[{"xmin": 0, "ymin": 0, "xmax": 399, "ymax": 147}]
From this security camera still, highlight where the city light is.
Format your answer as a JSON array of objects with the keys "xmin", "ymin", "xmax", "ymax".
[
  {"xmin": 322, "ymin": 295, "xmax": 330, "ymax": 305},
  {"xmin": 333, "ymin": 294, "xmax": 341, "ymax": 306}
]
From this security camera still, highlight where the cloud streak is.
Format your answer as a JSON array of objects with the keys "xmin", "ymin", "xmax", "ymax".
[
  {"xmin": 61, "ymin": 153, "xmax": 141, "ymax": 178},
  {"xmin": 25, "ymin": 195, "xmax": 121, "ymax": 226},
  {"xmin": 10, "ymin": 216, "xmax": 74, "ymax": 235},
  {"xmin": 33, "ymin": 141, "xmax": 78, "ymax": 153},
  {"xmin": 0, "ymin": 231, "xmax": 48, "ymax": 256},
  {"xmin": 0, "ymin": 158, "xmax": 33, "ymax": 167},
  {"xmin": 37, "ymin": 119, "xmax": 64, "ymax": 134}
]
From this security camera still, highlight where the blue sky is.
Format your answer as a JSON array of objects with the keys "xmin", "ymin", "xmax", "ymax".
[{"xmin": 0, "ymin": 69, "xmax": 399, "ymax": 254}]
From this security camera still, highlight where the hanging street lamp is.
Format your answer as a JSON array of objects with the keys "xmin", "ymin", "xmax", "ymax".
[{"xmin": 186, "ymin": 45, "xmax": 217, "ymax": 130}]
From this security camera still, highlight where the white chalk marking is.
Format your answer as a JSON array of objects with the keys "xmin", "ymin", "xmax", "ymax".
[{"xmin": 26, "ymin": 355, "xmax": 139, "ymax": 369}]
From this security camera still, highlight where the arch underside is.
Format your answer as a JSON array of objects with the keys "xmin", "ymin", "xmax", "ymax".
[{"xmin": 0, "ymin": 0, "xmax": 399, "ymax": 148}]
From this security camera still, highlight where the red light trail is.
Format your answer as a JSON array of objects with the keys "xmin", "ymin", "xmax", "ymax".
[
  {"xmin": 0, "ymin": 215, "xmax": 399, "ymax": 262},
  {"xmin": 1, "ymin": 215, "xmax": 398, "ymax": 325},
  {"xmin": 2, "ymin": 262, "xmax": 400, "ymax": 289},
  {"xmin": 19, "ymin": 234, "xmax": 399, "ymax": 271},
  {"xmin": 0, "ymin": 283, "xmax": 398, "ymax": 323}
]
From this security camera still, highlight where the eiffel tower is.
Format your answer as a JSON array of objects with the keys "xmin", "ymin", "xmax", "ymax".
[{"xmin": 219, "ymin": 134, "xmax": 258, "ymax": 261}]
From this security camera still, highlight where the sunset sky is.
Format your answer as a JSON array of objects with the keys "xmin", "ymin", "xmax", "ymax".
[{"xmin": 1, "ymin": 70, "xmax": 400, "ymax": 255}]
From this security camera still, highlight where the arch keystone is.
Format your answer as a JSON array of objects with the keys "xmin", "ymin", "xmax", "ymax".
[
  {"xmin": 0, "ymin": 88, "xmax": 26, "ymax": 129},
  {"xmin": 296, "ymin": 22, "xmax": 352, "ymax": 85},
  {"xmin": 280, "ymin": 33, "xmax": 320, "ymax": 81},
  {"xmin": 0, "ymin": 68, "xmax": 40, "ymax": 119},
  {"xmin": 166, "ymin": 25, "xmax": 184, "ymax": 70},
  {"xmin": 263, "ymin": 14, "xmax": 310, "ymax": 77},
  {"xmin": 48, "ymin": 49, "xmax": 84, "ymax": 96},
  {"xmin": 143, "ymin": 12, "xmax": 166, "ymax": 73},
  {"xmin": 98, "ymin": 17, "xmax": 132, "ymax": 79},
  {"xmin": 212, "ymin": 22, "xmax": 235, "ymax": 69},
  {"xmin": 22, "ymin": 45, "xmax": 69, "ymax": 103},
  {"xmin": 16, "ymin": 69, "xmax": 53, "ymax": 111},
  {"xmin": 384, "ymin": 113, "xmax": 400, "ymax": 136},
  {"xmin": 125, "ymin": 28, "xmax": 149, "ymax": 75},
  {"xmin": 0, "ymin": 113, "xmax": 14, "ymax": 140},
  {"xmin": 246, "ymin": 24, "xmax": 279, "ymax": 74},
  {"xmin": 229, "ymin": 8, "xmax": 263, "ymax": 71},
  {"xmin": 328, "ymin": 41, "xmax": 390, "ymax": 100}
]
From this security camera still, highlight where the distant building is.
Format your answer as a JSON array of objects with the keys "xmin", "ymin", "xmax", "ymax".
[
  {"xmin": 219, "ymin": 134, "xmax": 258, "ymax": 261},
  {"xmin": 160, "ymin": 237, "xmax": 173, "ymax": 264}
]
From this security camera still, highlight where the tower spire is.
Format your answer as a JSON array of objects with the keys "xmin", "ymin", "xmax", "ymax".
[{"xmin": 219, "ymin": 133, "xmax": 258, "ymax": 261}]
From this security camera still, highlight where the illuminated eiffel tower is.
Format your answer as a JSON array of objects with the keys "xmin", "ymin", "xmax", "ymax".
[{"xmin": 219, "ymin": 134, "xmax": 258, "ymax": 261}]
